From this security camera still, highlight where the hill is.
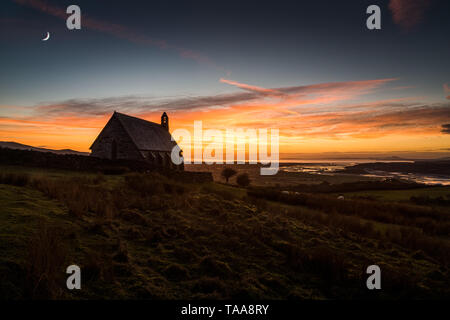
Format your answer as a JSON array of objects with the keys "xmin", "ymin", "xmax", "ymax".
[
  {"xmin": 340, "ymin": 160, "xmax": 450, "ymax": 175},
  {"xmin": 0, "ymin": 164, "xmax": 449, "ymax": 299},
  {"xmin": 0, "ymin": 141, "xmax": 89, "ymax": 156}
]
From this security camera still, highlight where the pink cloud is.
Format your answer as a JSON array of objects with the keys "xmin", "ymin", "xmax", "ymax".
[
  {"xmin": 220, "ymin": 78, "xmax": 397, "ymax": 104},
  {"xmin": 444, "ymin": 83, "xmax": 450, "ymax": 100},
  {"xmin": 3, "ymin": 78, "xmax": 450, "ymax": 150},
  {"xmin": 220, "ymin": 78, "xmax": 286, "ymax": 97},
  {"xmin": 389, "ymin": 0, "xmax": 432, "ymax": 30}
]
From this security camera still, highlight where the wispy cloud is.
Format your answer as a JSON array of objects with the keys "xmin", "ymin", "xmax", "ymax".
[
  {"xmin": 23, "ymin": 78, "xmax": 395, "ymax": 119},
  {"xmin": 2, "ymin": 77, "xmax": 449, "ymax": 151},
  {"xmin": 219, "ymin": 78, "xmax": 286, "ymax": 97},
  {"xmin": 442, "ymin": 124, "xmax": 450, "ymax": 134},
  {"xmin": 389, "ymin": 0, "xmax": 432, "ymax": 30},
  {"xmin": 444, "ymin": 83, "xmax": 450, "ymax": 100}
]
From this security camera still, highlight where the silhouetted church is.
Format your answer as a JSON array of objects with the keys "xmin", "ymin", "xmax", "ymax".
[{"xmin": 90, "ymin": 112, "xmax": 183, "ymax": 170}]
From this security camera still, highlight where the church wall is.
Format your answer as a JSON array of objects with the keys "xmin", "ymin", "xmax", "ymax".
[{"xmin": 90, "ymin": 117, "xmax": 143, "ymax": 160}]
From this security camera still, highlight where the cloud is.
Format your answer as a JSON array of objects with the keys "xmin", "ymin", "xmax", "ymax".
[
  {"xmin": 2, "ymin": 77, "xmax": 450, "ymax": 151},
  {"xmin": 442, "ymin": 124, "xmax": 450, "ymax": 134},
  {"xmin": 221, "ymin": 78, "xmax": 395, "ymax": 103},
  {"xmin": 444, "ymin": 83, "xmax": 450, "ymax": 100},
  {"xmin": 233, "ymin": 102, "xmax": 450, "ymax": 138},
  {"xmin": 27, "ymin": 78, "xmax": 396, "ymax": 119},
  {"xmin": 32, "ymin": 92, "xmax": 260, "ymax": 118},
  {"xmin": 220, "ymin": 78, "xmax": 286, "ymax": 97},
  {"xmin": 389, "ymin": 0, "xmax": 432, "ymax": 30},
  {"xmin": 13, "ymin": 0, "xmax": 225, "ymax": 71}
]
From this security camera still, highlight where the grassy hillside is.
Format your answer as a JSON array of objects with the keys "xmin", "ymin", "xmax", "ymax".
[
  {"xmin": 0, "ymin": 165, "xmax": 449, "ymax": 299},
  {"xmin": 337, "ymin": 187, "xmax": 450, "ymax": 202}
]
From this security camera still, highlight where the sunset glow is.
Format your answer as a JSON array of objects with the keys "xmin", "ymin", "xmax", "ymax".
[
  {"xmin": 1, "ymin": 0, "xmax": 449, "ymax": 159},
  {"xmin": 1, "ymin": 77, "xmax": 449, "ymax": 156}
]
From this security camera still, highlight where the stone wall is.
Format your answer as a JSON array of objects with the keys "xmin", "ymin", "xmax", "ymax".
[
  {"xmin": 0, "ymin": 148, "xmax": 208, "ymax": 182},
  {"xmin": 0, "ymin": 147, "xmax": 153, "ymax": 173}
]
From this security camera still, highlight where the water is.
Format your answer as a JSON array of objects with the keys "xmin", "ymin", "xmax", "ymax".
[
  {"xmin": 279, "ymin": 159, "xmax": 410, "ymax": 174},
  {"xmin": 361, "ymin": 170, "xmax": 450, "ymax": 186},
  {"xmin": 279, "ymin": 160, "xmax": 450, "ymax": 186}
]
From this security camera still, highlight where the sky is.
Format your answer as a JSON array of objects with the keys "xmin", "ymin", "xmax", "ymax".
[{"xmin": 0, "ymin": 0, "xmax": 449, "ymax": 158}]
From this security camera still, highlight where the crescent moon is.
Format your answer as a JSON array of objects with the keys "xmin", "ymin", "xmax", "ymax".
[{"xmin": 42, "ymin": 32, "xmax": 50, "ymax": 41}]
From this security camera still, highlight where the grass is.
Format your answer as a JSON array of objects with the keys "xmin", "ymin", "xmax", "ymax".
[
  {"xmin": 0, "ymin": 184, "xmax": 74, "ymax": 299},
  {"xmin": 0, "ymin": 165, "xmax": 449, "ymax": 300},
  {"xmin": 185, "ymin": 163, "xmax": 375, "ymax": 187},
  {"xmin": 339, "ymin": 186, "xmax": 450, "ymax": 203},
  {"xmin": 0, "ymin": 164, "xmax": 123, "ymax": 190}
]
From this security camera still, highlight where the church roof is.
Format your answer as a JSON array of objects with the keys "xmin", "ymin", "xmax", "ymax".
[{"xmin": 113, "ymin": 112, "xmax": 177, "ymax": 152}]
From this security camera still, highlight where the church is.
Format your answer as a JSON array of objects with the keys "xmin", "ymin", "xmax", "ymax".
[{"xmin": 90, "ymin": 111, "xmax": 183, "ymax": 170}]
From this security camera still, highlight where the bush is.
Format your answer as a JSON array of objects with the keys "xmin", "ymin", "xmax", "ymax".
[
  {"xmin": 236, "ymin": 173, "xmax": 250, "ymax": 187},
  {"xmin": 221, "ymin": 167, "xmax": 237, "ymax": 183}
]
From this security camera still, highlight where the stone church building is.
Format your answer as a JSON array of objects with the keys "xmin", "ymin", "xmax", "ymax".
[{"xmin": 90, "ymin": 111, "xmax": 183, "ymax": 170}]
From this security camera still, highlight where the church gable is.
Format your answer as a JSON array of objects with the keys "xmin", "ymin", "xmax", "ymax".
[
  {"xmin": 89, "ymin": 112, "xmax": 182, "ymax": 171},
  {"xmin": 113, "ymin": 112, "xmax": 176, "ymax": 152},
  {"xmin": 90, "ymin": 114, "xmax": 143, "ymax": 160}
]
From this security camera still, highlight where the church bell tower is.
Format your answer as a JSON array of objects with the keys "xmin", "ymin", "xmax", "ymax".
[{"xmin": 161, "ymin": 112, "xmax": 169, "ymax": 131}]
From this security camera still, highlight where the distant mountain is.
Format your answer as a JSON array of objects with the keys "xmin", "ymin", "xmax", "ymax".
[
  {"xmin": 371, "ymin": 156, "xmax": 407, "ymax": 161},
  {"xmin": 280, "ymin": 151, "xmax": 450, "ymax": 161},
  {"xmin": 0, "ymin": 141, "xmax": 89, "ymax": 156},
  {"xmin": 340, "ymin": 160, "xmax": 450, "ymax": 175}
]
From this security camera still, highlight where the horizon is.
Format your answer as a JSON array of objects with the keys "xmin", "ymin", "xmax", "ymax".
[
  {"xmin": 1, "ymin": 140, "xmax": 449, "ymax": 161},
  {"xmin": 1, "ymin": 0, "xmax": 449, "ymax": 156}
]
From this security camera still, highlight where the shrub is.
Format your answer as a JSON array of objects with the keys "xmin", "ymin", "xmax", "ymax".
[
  {"xmin": 221, "ymin": 167, "xmax": 237, "ymax": 183},
  {"xmin": 236, "ymin": 173, "xmax": 250, "ymax": 187}
]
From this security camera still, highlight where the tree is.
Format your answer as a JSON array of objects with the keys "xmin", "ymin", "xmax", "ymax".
[
  {"xmin": 221, "ymin": 167, "xmax": 237, "ymax": 183},
  {"xmin": 236, "ymin": 173, "xmax": 251, "ymax": 187}
]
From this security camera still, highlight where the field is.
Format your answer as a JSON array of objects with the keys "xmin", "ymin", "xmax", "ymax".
[
  {"xmin": 0, "ymin": 164, "xmax": 449, "ymax": 299},
  {"xmin": 185, "ymin": 164, "xmax": 376, "ymax": 187},
  {"xmin": 337, "ymin": 187, "xmax": 450, "ymax": 202}
]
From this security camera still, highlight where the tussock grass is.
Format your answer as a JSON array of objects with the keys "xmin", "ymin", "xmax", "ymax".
[
  {"xmin": 25, "ymin": 226, "xmax": 67, "ymax": 299},
  {"xmin": 0, "ymin": 172, "xmax": 30, "ymax": 186},
  {"xmin": 0, "ymin": 168, "xmax": 449, "ymax": 299},
  {"xmin": 248, "ymin": 188, "xmax": 450, "ymax": 236},
  {"xmin": 257, "ymin": 194, "xmax": 450, "ymax": 265}
]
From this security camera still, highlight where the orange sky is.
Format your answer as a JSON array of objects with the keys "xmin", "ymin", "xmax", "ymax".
[{"xmin": 1, "ymin": 78, "xmax": 449, "ymax": 157}]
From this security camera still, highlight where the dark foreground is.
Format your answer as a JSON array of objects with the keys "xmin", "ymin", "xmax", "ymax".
[{"xmin": 0, "ymin": 162, "xmax": 449, "ymax": 300}]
